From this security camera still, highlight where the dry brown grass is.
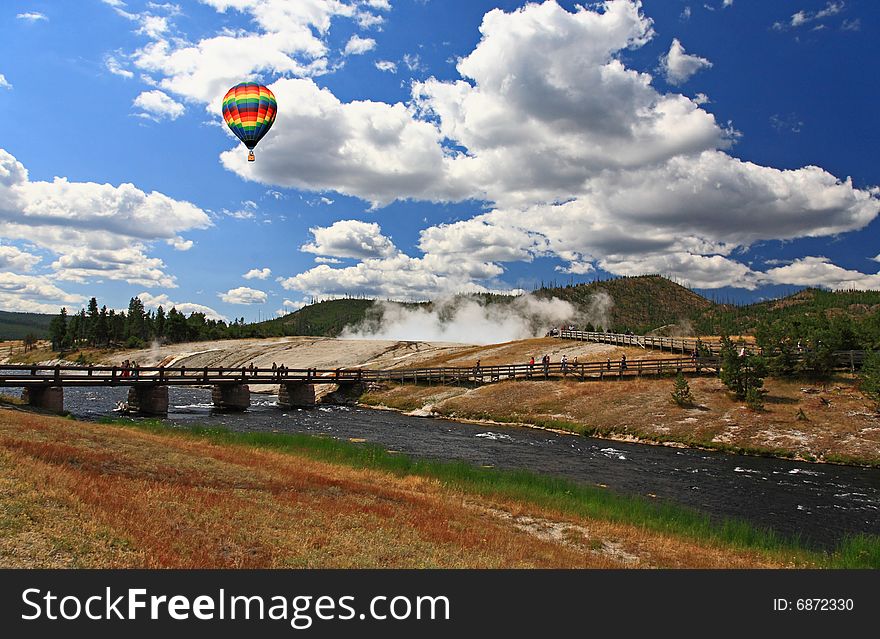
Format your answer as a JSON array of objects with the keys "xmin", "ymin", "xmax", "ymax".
[
  {"xmin": 363, "ymin": 375, "xmax": 880, "ymax": 465},
  {"xmin": 0, "ymin": 407, "xmax": 789, "ymax": 568}
]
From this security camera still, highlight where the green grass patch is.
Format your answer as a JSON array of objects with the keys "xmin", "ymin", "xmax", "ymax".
[{"xmin": 102, "ymin": 417, "xmax": 880, "ymax": 568}]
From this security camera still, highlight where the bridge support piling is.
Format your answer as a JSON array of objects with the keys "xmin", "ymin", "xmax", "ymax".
[
  {"xmin": 211, "ymin": 384, "xmax": 250, "ymax": 411},
  {"xmin": 278, "ymin": 382, "xmax": 316, "ymax": 408},
  {"xmin": 127, "ymin": 385, "xmax": 169, "ymax": 417},
  {"xmin": 322, "ymin": 381, "xmax": 367, "ymax": 405},
  {"xmin": 23, "ymin": 386, "xmax": 64, "ymax": 413}
]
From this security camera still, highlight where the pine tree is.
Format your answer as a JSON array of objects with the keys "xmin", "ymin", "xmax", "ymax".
[
  {"xmin": 861, "ymin": 351, "xmax": 880, "ymax": 412},
  {"xmin": 49, "ymin": 308, "xmax": 68, "ymax": 351},
  {"xmin": 671, "ymin": 372, "xmax": 694, "ymax": 408}
]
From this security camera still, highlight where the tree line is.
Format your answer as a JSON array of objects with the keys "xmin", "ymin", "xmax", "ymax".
[{"xmin": 48, "ymin": 297, "xmax": 261, "ymax": 351}]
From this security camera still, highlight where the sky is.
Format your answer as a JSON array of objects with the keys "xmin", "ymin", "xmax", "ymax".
[{"xmin": 0, "ymin": 0, "xmax": 878, "ymax": 322}]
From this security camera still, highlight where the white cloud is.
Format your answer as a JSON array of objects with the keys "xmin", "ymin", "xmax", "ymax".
[
  {"xmin": 136, "ymin": 291, "xmax": 227, "ymax": 321},
  {"xmin": 314, "ymin": 256, "xmax": 342, "ymax": 264},
  {"xmin": 722, "ymin": 0, "xmax": 733, "ymax": 7},
  {"xmin": 51, "ymin": 247, "xmax": 177, "ymax": 288},
  {"xmin": 375, "ymin": 60, "xmax": 397, "ymax": 73},
  {"xmin": 219, "ymin": 286, "xmax": 268, "ymax": 304},
  {"xmin": 775, "ymin": 1, "xmax": 844, "ymax": 31},
  {"xmin": 0, "ymin": 148, "xmax": 210, "ymax": 290},
  {"xmin": 213, "ymin": 1, "xmax": 879, "ymax": 296},
  {"xmin": 763, "ymin": 257, "xmax": 880, "ymax": 291},
  {"xmin": 0, "ymin": 74, "xmax": 11, "ymax": 90},
  {"xmin": 16, "ymin": 12, "xmax": 48, "ymax": 22},
  {"xmin": 344, "ymin": 34, "xmax": 376, "ymax": 56},
  {"xmin": 220, "ymin": 78, "xmax": 463, "ymax": 207},
  {"xmin": 0, "ymin": 245, "xmax": 41, "ymax": 272},
  {"xmin": 133, "ymin": 89, "xmax": 185, "ymax": 121},
  {"xmin": 301, "ymin": 220, "xmax": 398, "ymax": 259},
  {"xmin": 167, "ymin": 235, "xmax": 193, "ymax": 251},
  {"xmin": 279, "ymin": 254, "xmax": 507, "ymax": 301},
  {"xmin": 402, "ymin": 53, "xmax": 423, "ymax": 72},
  {"xmin": 0, "ymin": 272, "xmax": 84, "ymax": 314},
  {"xmin": 105, "ymin": 54, "xmax": 134, "ymax": 78},
  {"xmin": 243, "ymin": 267, "xmax": 272, "ymax": 280},
  {"xmin": 660, "ymin": 38, "xmax": 712, "ymax": 86},
  {"xmin": 281, "ymin": 298, "xmax": 307, "ymax": 312},
  {"xmin": 106, "ymin": 0, "xmax": 387, "ymax": 108}
]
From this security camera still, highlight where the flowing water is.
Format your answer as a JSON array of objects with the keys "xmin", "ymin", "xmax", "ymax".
[{"xmin": 12, "ymin": 384, "xmax": 880, "ymax": 549}]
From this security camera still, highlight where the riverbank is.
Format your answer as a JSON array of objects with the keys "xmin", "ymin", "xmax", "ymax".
[
  {"xmin": 359, "ymin": 374, "xmax": 880, "ymax": 468},
  {"xmin": 2, "ymin": 405, "xmax": 877, "ymax": 568}
]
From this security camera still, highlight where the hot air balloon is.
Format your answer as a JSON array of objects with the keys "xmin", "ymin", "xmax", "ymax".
[{"xmin": 222, "ymin": 82, "xmax": 277, "ymax": 162}]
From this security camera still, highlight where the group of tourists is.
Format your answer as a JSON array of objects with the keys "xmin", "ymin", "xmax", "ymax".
[{"xmin": 119, "ymin": 359, "xmax": 139, "ymax": 379}]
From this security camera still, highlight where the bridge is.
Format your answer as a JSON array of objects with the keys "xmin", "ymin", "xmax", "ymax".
[
  {"xmin": 1, "ymin": 331, "xmax": 865, "ymax": 416},
  {"xmin": 558, "ymin": 329, "xmax": 865, "ymax": 370},
  {"xmin": 1, "ymin": 353, "xmax": 716, "ymax": 416}
]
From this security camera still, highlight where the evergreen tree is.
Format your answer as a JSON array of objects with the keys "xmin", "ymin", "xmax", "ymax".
[
  {"xmin": 49, "ymin": 307, "xmax": 68, "ymax": 351},
  {"xmin": 126, "ymin": 297, "xmax": 146, "ymax": 343},
  {"xmin": 96, "ymin": 306, "xmax": 110, "ymax": 347},
  {"xmin": 861, "ymin": 351, "xmax": 880, "ymax": 412},
  {"xmin": 719, "ymin": 335, "xmax": 767, "ymax": 402},
  {"xmin": 86, "ymin": 297, "xmax": 99, "ymax": 346},
  {"xmin": 155, "ymin": 305, "xmax": 166, "ymax": 339}
]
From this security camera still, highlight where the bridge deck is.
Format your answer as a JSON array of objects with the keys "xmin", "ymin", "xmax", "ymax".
[{"xmin": 0, "ymin": 355, "xmax": 717, "ymax": 388}]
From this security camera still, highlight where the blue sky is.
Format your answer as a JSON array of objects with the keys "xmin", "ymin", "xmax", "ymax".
[{"xmin": 0, "ymin": 0, "xmax": 878, "ymax": 321}]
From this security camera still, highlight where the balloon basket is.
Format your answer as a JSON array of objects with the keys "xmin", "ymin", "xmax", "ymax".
[{"xmin": 248, "ymin": 151, "xmax": 255, "ymax": 162}]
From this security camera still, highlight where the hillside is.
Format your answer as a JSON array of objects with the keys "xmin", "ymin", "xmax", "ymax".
[
  {"xmin": 0, "ymin": 310, "xmax": 53, "ymax": 340},
  {"xmin": 256, "ymin": 298, "xmax": 378, "ymax": 337},
  {"xmin": 534, "ymin": 275, "xmax": 714, "ymax": 333},
  {"xmin": 694, "ymin": 288, "xmax": 880, "ymax": 336}
]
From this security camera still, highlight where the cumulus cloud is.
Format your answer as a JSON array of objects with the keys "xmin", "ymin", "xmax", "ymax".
[
  {"xmin": 0, "ymin": 245, "xmax": 41, "ymax": 272},
  {"xmin": 763, "ymin": 257, "xmax": 880, "ymax": 290},
  {"xmin": 277, "ymin": 298, "xmax": 307, "ymax": 316},
  {"xmin": 133, "ymin": 89, "xmax": 185, "ymax": 121},
  {"xmin": 0, "ymin": 74, "xmax": 11, "ymax": 90},
  {"xmin": 51, "ymin": 247, "xmax": 177, "ymax": 288},
  {"xmin": 138, "ymin": 0, "xmax": 877, "ymax": 296},
  {"xmin": 301, "ymin": 220, "xmax": 398, "ymax": 259},
  {"xmin": 136, "ymin": 291, "xmax": 226, "ymax": 321},
  {"xmin": 107, "ymin": 0, "xmax": 390, "ymax": 106},
  {"xmin": 0, "ymin": 272, "xmax": 83, "ymax": 313},
  {"xmin": 276, "ymin": 0, "xmax": 876, "ymax": 294},
  {"xmin": 219, "ymin": 286, "xmax": 268, "ymax": 304},
  {"xmin": 660, "ymin": 38, "xmax": 713, "ymax": 86},
  {"xmin": 0, "ymin": 148, "xmax": 210, "ymax": 297},
  {"xmin": 243, "ymin": 267, "xmax": 272, "ymax": 280},
  {"xmin": 167, "ymin": 235, "xmax": 193, "ymax": 251},
  {"xmin": 344, "ymin": 34, "xmax": 376, "ymax": 56}
]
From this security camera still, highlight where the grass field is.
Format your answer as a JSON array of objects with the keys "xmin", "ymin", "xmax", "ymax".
[{"xmin": 1, "ymin": 406, "xmax": 877, "ymax": 568}]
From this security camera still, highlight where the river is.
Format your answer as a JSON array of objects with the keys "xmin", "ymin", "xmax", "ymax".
[{"xmin": 12, "ymin": 385, "xmax": 880, "ymax": 550}]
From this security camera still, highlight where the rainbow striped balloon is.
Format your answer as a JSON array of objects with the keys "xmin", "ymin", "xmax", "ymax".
[{"xmin": 222, "ymin": 82, "xmax": 277, "ymax": 157}]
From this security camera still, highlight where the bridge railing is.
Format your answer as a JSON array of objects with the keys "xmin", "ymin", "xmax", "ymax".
[
  {"xmin": 557, "ymin": 330, "xmax": 865, "ymax": 368},
  {"xmin": 0, "ymin": 355, "xmax": 718, "ymax": 387}
]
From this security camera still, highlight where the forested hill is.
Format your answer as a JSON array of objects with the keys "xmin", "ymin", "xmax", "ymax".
[
  {"xmin": 534, "ymin": 275, "xmax": 714, "ymax": 334},
  {"xmin": 693, "ymin": 288, "xmax": 880, "ymax": 337},
  {"xmin": 0, "ymin": 310, "xmax": 53, "ymax": 340}
]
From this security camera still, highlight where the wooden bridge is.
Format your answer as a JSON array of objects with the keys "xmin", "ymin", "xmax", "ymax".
[
  {"xmin": 1, "ymin": 353, "xmax": 716, "ymax": 416},
  {"xmin": 0, "ymin": 331, "xmax": 864, "ymax": 416},
  {"xmin": 557, "ymin": 329, "xmax": 865, "ymax": 370}
]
